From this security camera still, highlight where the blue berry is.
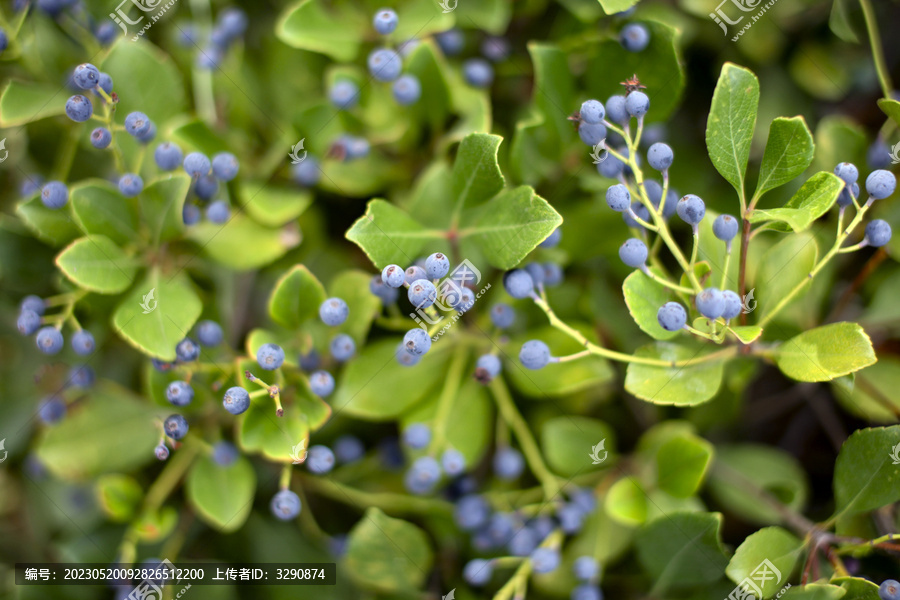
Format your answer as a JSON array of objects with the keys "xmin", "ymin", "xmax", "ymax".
[
  {"xmin": 166, "ymin": 381, "xmax": 194, "ymax": 406},
  {"xmin": 454, "ymin": 495, "xmax": 490, "ymax": 530},
  {"xmin": 676, "ymin": 194, "xmax": 706, "ymax": 225},
  {"xmin": 36, "ymin": 327, "xmax": 63, "ymax": 354},
  {"xmin": 695, "ymin": 288, "xmax": 726, "ymax": 320},
  {"xmin": 494, "ymin": 447, "xmax": 524, "ymax": 479},
  {"xmin": 184, "ymin": 152, "xmax": 211, "ymax": 177},
  {"xmin": 270, "ymin": 489, "xmax": 301, "ymax": 520},
  {"xmin": 442, "ymin": 448, "xmax": 466, "ymax": 476},
  {"xmin": 65, "ymin": 94, "xmax": 92, "ymax": 122},
  {"xmin": 330, "ymin": 334, "xmax": 356, "ymax": 362},
  {"xmin": 396, "ymin": 342, "xmax": 422, "ymax": 367},
  {"xmin": 96, "ymin": 72, "xmax": 113, "ymax": 97},
  {"xmin": 196, "ymin": 320, "xmax": 223, "ymax": 346},
  {"xmin": 17, "ymin": 310, "xmax": 41, "ymax": 335},
  {"xmin": 503, "ymin": 269, "xmax": 534, "ymax": 299},
  {"xmin": 329, "ymin": 80, "xmax": 359, "ymax": 110},
  {"xmin": 223, "ymin": 386, "xmax": 251, "ymax": 415},
  {"xmin": 570, "ymin": 487, "xmax": 597, "ymax": 514},
  {"xmin": 408, "ymin": 279, "xmax": 437, "ymax": 309},
  {"xmin": 405, "ymin": 456, "xmax": 442, "ymax": 494},
  {"xmin": 598, "ymin": 154, "xmax": 625, "ymax": 179},
  {"xmin": 21, "ymin": 177, "xmax": 43, "ymax": 197},
  {"xmin": 205, "ymin": 200, "xmax": 231, "ymax": 224},
  {"xmin": 580, "ymin": 100, "xmax": 605, "ymax": 124},
  {"xmin": 834, "ymin": 162, "xmax": 858, "ymax": 185},
  {"xmin": 154, "ymin": 142, "xmax": 183, "ymax": 171},
  {"xmin": 309, "ymin": 370, "xmax": 335, "ymax": 397},
  {"xmin": 543, "ymin": 263, "xmax": 564, "ymax": 286},
  {"xmin": 299, "ymin": 350, "xmax": 320, "ymax": 371},
  {"xmin": 453, "ymin": 287, "xmax": 475, "ymax": 312},
  {"xmin": 152, "ymin": 359, "xmax": 175, "ymax": 372},
  {"xmin": 216, "ymin": 8, "xmax": 247, "ymax": 41},
  {"xmin": 164, "ymin": 414, "xmax": 189, "ymax": 440},
  {"xmin": 573, "ymin": 556, "xmax": 598, "ymax": 581},
  {"xmin": 91, "ymin": 127, "xmax": 111, "ymax": 149},
  {"xmin": 391, "ymin": 74, "xmax": 422, "ymax": 105},
  {"xmin": 476, "ymin": 353, "xmax": 502, "ymax": 383},
  {"xmin": 606, "ymin": 183, "xmax": 631, "ymax": 211},
  {"xmin": 868, "ymin": 140, "xmax": 891, "ymax": 169},
  {"xmin": 370, "ymin": 276, "xmax": 398, "ymax": 304},
  {"xmin": 509, "ymin": 527, "xmax": 539, "ymax": 557},
  {"xmin": 195, "ymin": 45, "xmax": 224, "ymax": 70},
  {"xmin": 368, "ymin": 48, "xmax": 402, "ymax": 82},
  {"xmin": 623, "ymin": 201, "xmax": 650, "ymax": 230},
  {"xmin": 403, "ymin": 423, "xmax": 431, "ymax": 449},
  {"xmin": 647, "ymin": 142, "xmax": 673, "ymax": 171},
  {"xmin": 487, "ymin": 306, "xmax": 514, "ymax": 333},
  {"xmin": 175, "ymin": 337, "xmax": 200, "ymax": 362},
  {"xmin": 657, "ymin": 302, "xmax": 687, "ymax": 331},
  {"xmin": 464, "ymin": 559, "xmax": 493, "ymax": 586},
  {"xmin": 619, "ymin": 238, "xmax": 648, "ymax": 268},
  {"xmin": 69, "ymin": 364, "xmax": 95, "ymax": 388},
  {"xmin": 124, "ymin": 112, "xmax": 152, "ymax": 138},
  {"xmin": 540, "ymin": 227, "xmax": 562, "ymax": 248},
  {"xmin": 403, "ymin": 328, "xmax": 432, "ymax": 356},
  {"xmin": 136, "ymin": 121, "xmax": 156, "ymax": 144},
  {"xmin": 572, "ymin": 584, "xmax": 603, "ymax": 600},
  {"xmin": 463, "ymin": 58, "xmax": 494, "ymax": 88},
  {"xmin": 624, "ymin": 91, "xmax": 649, "ymax": 118},
  {"xmin": 713, "ymin": 214, "xmax": 739, "ymax": 243},
  {"xmin": 606, "ymin": 95, "xmax": 628, "ymax": 124},
  {"xmin": 0, "ymin": 28, "xmax": 6, "ymax": 53},
  {"xmin": 118, "ymin": 173, "xmax": 143, "ymax": 197},
  {"xmin": 424, "ymin": 253, "xmax": 449, "ymax": 279},
  {"xmin": 641, "ymin": 123, "xmax": 666, "ymax": 146},
  {"xmin": 39, "ymin": 396, "xmax": 66, "ymax": 424},
  {"xmin": 525, "ymin": 263, "xmax": 545, "ymax": 286},
  {"xmin": 578, "ymin": 121, "xmax": 607, "ymax": 147},
  {"xmin": 307, "ymin": 445, "xmax": 336, "ymax": 474},
  {"xmin": 644, "ymin": 179, "xmax": 663, "ymax": 208},
  {"xmin": 95, "ymin": 21, "xmax": 117, "ymax": 45},
  {"xmin": 662, "ymin": 189, "xmax": 679, "ymax": 218},
  {"xmin": 404, "ymin": 265, "xmax": 427, "ymax": 286},
  {"xmin": 531, "ymin": 547, "xmax": 561, "ymax": 574},
  {"xmin": 334, "ymin": 435, "xmax": 365, "ymax": 464},
  {"xmin": 435, "ymin": 29, "xmax": 464, "ymax": 55},
  {"xmin": 183, "ymin": 204, "xmax": 201, "ymax": 226},
  {"xmin": 722, "ymin": 290, "xmax": 742, "ymax": 321},
  {"xmin": 22, "ymin": 294, "xmax": 47, "ymax": 314},
  {"xmin": 211, "ymin": 152, "xmax": 239, "ymax": 181},
  {"xmin": 212, "ymin": 441, "xmax": 239, "ymax": 466},
  {"xmin": 71, "ymin": 330, "xmax": 95, "ymax": 355},
  {"xmin": 865, "ymin": 219, "xmax": 892, "ymax": 247},
  {"xmin": 837, "ymin": 182, "xmax": 859, "ymax": 208},
  {"xmin": 879, "ymin": 580, "xmax": 900, "ymax": 600},
  {"xmin": 520, "ymin": 340, "xmax": 551, "ymax": 370},
  {"xmin": 342, "ymin": 136, "xmax": 370, "ymax": 160},
  {"xmin": 320, "ymin": 297, "xmax": 349, "ymax": 326},
  {"xmin": 481, "ymin": 35, "xmax": 510, "ymax": 62},
  {"xmin": 155, "ymin": 444, "xmax": 169, "ymax": 461},
  {"xmin": 865, "ymin": 169, "xmax": 896, "ymax": 200},
  {"xmin": 373, "ymin": 8, "xmax": 398, "ymax": 35},
  {"xmin": 292, "ymin": 157, "xmax": 321, "ymax": 187},
  {"xmin": 381, "ymin": 264, "xmax": 405, "ymax": 288},
  {"xmin": 257, "ymin": 343, "xmax": 285, "ymax": 370},
  {"xmin": 620, "ymin": 23, "xmax": 650, "ymax": 52},
  {"xmin": 195, "ymin": 177, "xmax": 219, "ymax": 200},
  {"xmin": 73, "ymin": 63, "xmax": 100, "ymax": 89}
]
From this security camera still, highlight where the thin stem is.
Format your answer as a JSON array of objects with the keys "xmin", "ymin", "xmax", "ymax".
[
  {"xmin": 639, "ymin": 266, "xmax": 695, "ymax": 294},
  {"xmin": 556, "ymin": 350, "xmax": 591, "ymax": 363},
  {"xmin": 301, "ymin": 475, "xmax": 453, "ymax": 517},
  {"xmin": 189, "ymin": 0, "xmax": 217, "ymax": 124},
  {"xmin": 720, "ymin": 249, "xmax": 732, "ymax": 290},
  {"xmin": 858, "ymin": 0, "xmax": 894, "ymax": 98},
  {"xmin": 279, "ymin": 464, "xmax": 293, "ymax": 489},
  {"xmin": 836, "ymin": 241, "xmax": 867, "ymax": 254},
  {"xmin": 738, "ymin": 217, "xmax": 752, "ymax": 326},
  {"xmin": 427, "ymin": 344, "xmax": 468, "ymax": 455},
  {"xmin": 689, "ymin": 228, "xmax": 700, "ymax": 268}
]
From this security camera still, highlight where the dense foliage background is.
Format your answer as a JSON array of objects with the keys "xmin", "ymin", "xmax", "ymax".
[{"xmin": 1, "ymin": 0, "xmax": 899, "ymax": 598}]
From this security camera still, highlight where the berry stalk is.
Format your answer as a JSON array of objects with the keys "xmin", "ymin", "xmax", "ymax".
[{"xmin": 426, "ymin": 344, "xmax": 469, "ymax": 455}]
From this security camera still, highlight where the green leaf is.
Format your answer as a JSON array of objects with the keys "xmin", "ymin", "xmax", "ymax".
[
  {"xmin": 878, "ymin": 98, "xmax": 900, "ymax": 127},
  {"xmin": 527, "ymin": 43, "xmax": 576, "ymax": 153},
  {"xmin": 624, "ymin": 343, "xmax": 725, "ymax": 406},
  {"xmin": 268, "ymin": 264, "xmax": 326, "ymax": 329},
  {"xmin": 782, "ymin": 585, "xmax": 847, "ymax": 600},
  {"xmin": 15, "ymin": 195, "xmax": 80, "ymax": 247},
  {"xmin": 35, "ymin": 383, "xmax": 160, "ymax": 479},
  {"xmin": 605, "ymin": 476, "xmax": 648, "ymax": 526},
  {"xmin": 344, "ymin": 508, "xmax": 434, "ymax": 593},
  {"xmin": 55, "ymin": 235, "xmax": 137, "ymax": 294},
  {"xmin": 345, "ymin": 199, "xmax": 441, "ymax": 270},
  {"xmin": 749, "ymin": 172, "xmax": 843, "ymax": 233},
  {"xmin": 829, "ymin": 0, "xmax": 860, "ymax": 43},
  {"xmin": 813, "ymin": 116, "xmax": 867, "ymax": 174},
  {"xmin": 186, "ymin": 454, "xmax": 256, "ymax": 533},
  {"xmin": 187, "ymin": 216, "xmax": 295, "ymax": 270},
  {"xmin": 451, "ymin": 133, "xmax": 505, "ymax": 216},
  {"xmin": 833, "ymin": 577, "xmax": 882, "ymax": 600},
  {"xmin": 756, "ymin": 232, "xmax": 818, "ymax": 318},
  {"xmin": 622, "ymin": 269, "xmax": 680, "ymax": 341},
  {"xmin": 775, "ymin": 322, "xmax": 876, "ymax": 383},
  {"xmin": 755, "ymin": 117, "xmax": 815, "ymax": 198},
  {"xmin": 101, "ymin": 40, "xmax": 186, "ymax": 124},
  {"xmin": 170, "ymin": 118, "xmax": 228, "ymax": 156},
  {"xmin": 141, "ymin": 173, "xmax": 191, "ymax": 244},
  {"xmin": 454, "ymin": 0, "xmax": 510, "ymax": 34},
  {"xmin": 403, "ymin": 42, "xmax": 452, "ymax": 134},
  {"xmin": 96, "ymin": 474, "xmax": 143, "ymax": 522},
  {"xmin": 460, "ymin": 186, "xmax": 562, "ymax": 269},
  {"xmin": 726, "ymin": 527, "xmax": 802, "ymax": 597},
  {"xmin": 833, "ymin": 357, "xmax": 900, "ymax": 423},
  {"xmin": 833, "ymin": 425, "xmax": 900, "ymax": 517},
  {"xmin": 112, "ymin": 269, "xmax": 202, "ymax": 361},
  {"xmin": 656, "ymin": 434, "xmax": 714, "ymax": 498},
  {"xmin": 328, "ymin": 269, "xmax": 383, "ymax": 345},
  {"xmin": 0, "ymin": 80, "xmax": 66, "ymax": 126},
  {"xmin": 541, "ymin": 416, "xmax": 615, "ymax": 477},
  {"xmin": 242, "ymin": 183, "xmax": 313, "ymax": 228},
  {"xmin": 597, "ymin": 0, "xmax": 639, "ymax": 14},
  {"xmin": 728, "ymin": 325, "xmax": 763, "ymax": 344},
  {"xmin": 69, "ymin": 180, "xmax": 138, "ymax": 246},
  {"xmin": 238, "ymin": 390, "xmax": 309, "ymax": 463},
  {"xmin": 134, "ymin": 506, "xmax": 178, "ymax": 542},
  {"xmin": 635, "ymin": 512, "xmax": 729, "ymax": 591},
  {"xmin": 276, "ymin": 0, "xmax": 367, "ymax": 61},
  {"xmin": 706, "ymin": 63, "xmax": 760, "ymax": 199},
  {"xmin": 507, "ymin": 325, "xmax": 614, "ymax": 398}
]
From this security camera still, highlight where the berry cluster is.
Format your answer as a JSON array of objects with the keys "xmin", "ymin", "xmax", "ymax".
[{"xmin": 177, "ymin": 7, "xmax": 248, "ymax": 70}]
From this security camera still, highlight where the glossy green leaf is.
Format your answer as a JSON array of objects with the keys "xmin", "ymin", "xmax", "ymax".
[
  {"xmin": 598, "ymin": 0, "xmax": 639, "ymax": 14},
  {"xmin": 191, "ymin": 216, "xmax": 295, "ymax": 271},
  {"xmin": 528, "ymin": 43, "xmax": 576, "ymax": 153},
  {"xmin": 69, "ymin": 180, "xmax": 138, "ymax": 246},
  {"xmin": 541, "ymin": 416, "xmax": 615, "ymax": 477},
  {"xmin": 623, "ymin": 269, "xmax": 680, "ymax": 341},
  {"xmin": 242, "ymin": 183, "xmax": 312, "ymax": 228},
  {"xmin": 605, "ymin": 476, "xmax": 648, "ymax": 526},
  {"xmin": 276, "ymin": 0, "xmax": 367, "ymax": 61},
  {"xmin": 729, "ymin": 325, "xmax": 763, "ymax": 344},
  {"xmin": 833, "ymin": 577, "xmax": 882, "ymax": 600},
  {"xmin": 706, "ymin": 63, "xmax": 760, "ymax": 198},
  {"xmin": 16, "ymin": 195, "xmax": 81, "ymax": 247},
  {"xmin": 238, "ymin": 393, "xmax": 310, "ymax": 463},
  {"xmin": 0, "ymin": 80, "xmax": 66, "ymax": 126},
  {"xmin": 101, "ymin": 39, "xmax": 186, "ymax": 123},
  {"xmin": 186, "ymin": 454, "xmax": 256, "ymax": 533},
  {"xmin": 878, "ymin": 98, "xmax": 900, "ymax": 127},
  {"xmin": 451, "ymin": 133, "xmax": 505, "ymax": 216},
  {"xmin": 833, "ymin": 358, "xmax": 900, "ymax": 423},
  {"xmin": 403, "ymin": 42, "xmax": 452, "ymax": 133},
  {"xmin": 726, "ymin": 527, "xmax": 802, "ymax": 597},
  {"xmin": 755, "ymin": 117, "xmax": 815, "ymax": 198},
  {"xmin": 756, "ymin": 232, "xmax": 818, "ymax": 318},
  {"xmin": 624, "ymin": 342, "xmax": 725, "ymax": 406},
  {"xmin": 55, "ymin": 235, "xmax": 137, "ymax": 294},
  {"xmin": 775, "ymin": 322, "xmax": 876, "ymax": 383},
  {"xmin": 749, "ymin": 172, "xmax": 843, "ymax": 233},
  {"xmin": 268, "ymin": 264, "xmax": 326, "ymax": 329},
  {"xmin": 96, "ymin": 474, "xmax": 143, "ymax": 522},
  {"xmin": 141, "ymin": 173, "xmax": 191, "ymax": 244},
  {"xmin": 635, "ymin": 512, "xmax": 728, "ymax": 591},
  {"xmin": 170, "ymin": 118, "xmax": 228, "ymax": 156},
  {"xmin": 345, "ymin": 199, "xmax": 441, "ymax": 270},
  {"xmin": 833, "ymin": 425, "xmax": 900, "ymax": 517},
  {"xmin": 328, "ymin": 269, "xmax": 382, "ymax": 345},
  {"xmin": 829, "ymin": 0, "xmax": 860, "ymax": 43},
  {"xmin": 656, "ymin": 433, "xmax": 714, "ymax": 498},
  {"xmin": 112, "ymin": 269, "xmax": 202, "ymax": 361},
  {"xmin": 782, "ymin": 585, "xmax": 847, "ymax": 600},
  {"xmin": 344, "ymin": 508, "xmax": 433, "ymax": 593}
]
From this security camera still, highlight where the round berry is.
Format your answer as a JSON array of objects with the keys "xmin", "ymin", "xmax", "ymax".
[
  {"xmin": 118, "ymin": 173, "xmax": 143, "ymax": 197},
  {"xmin": 837, "ymin": 182, "xmax": 859, "ymax": 208},
  {"xmin": 657, "ymin": 302, "xmax": 687, "ymax": 331},
  {"xmin": 713, "ymin": 214, "xmax": 739, "ymax": 242},
  {"xmin": 166, "ymin": 381, "xmax": 194, "ymax": 406},
  {"xmin": 21, "ymin": 295, "xmax": 46, "ymax": 315},
  {"xmin": 164, "ymin": 414, "xmax": 189, "ymax": 440},
  {"xmin": 320, "ymin": 297, "xmax": 349, "ymax": 326},
  {"xmin": 309, "ymin": 370, "xmax": 335, "ymax": 397},
  {"xmin": 124, "ymin": 112, "xmax": 152, "ymax": 138},
  {"xmin": 695, "ymin": 288, "xmax": 726, "ymax": 320},
  {"xmin": 647, "ymin": 142, "xmax": 673, "ymax": 171},
  {"xmin": 183, "ymin": 204, "xmax": 200, "ymax": 225},
  {"xmin": 572, "ymin": 584, "xmax": 603, "ymax": 600},
  {"xmin": 396, "ymin": 341, "xmax": 422, "ymax": 367},
  {"xmin": 644, "ymin": 179, "xmax": 663, "ymax": 208},
  {"xmin": 879, "ymin": 580, "xmax": 900, "ymax": 600},
  {"xmin": 135, "ymin": 121, "xmax": 156, "ymax": 144},
  {"xmin": 195, "ymin": 174, "xmax": 219, "ymax": 199},
  {"xmin": 155, "ymin": 142, "xmax": 183, "ymax": 171},
  {"xmin": 175, "ymin": 337, "xmax": 200, "ymax": 362},
  {"xmin": 73, "ymin": 63, "xmax": 100, "ymax": 89},
  {"xmin": 205, "ymin": 200, "xmax": 231, "ymax": 224},
  {"xmin": 17, "ymin": 309, "xmax": 41, "ymax": 336},
  {"xmin": 183, "ymin": 152, "xmax": 211, "ymax": 177},
  {"xmin": 90, "ymin": 127, "xmax": 111, "ymax": 149},
  {"xmin": 307, "ymin": 445, "xmax": 335, "ymax": 474},
  {"xmin": 463, "ymin": 559, "xmax": 493, "ymax": 586},
  {"xmin": 270, "ymin": 489, "xmax": 301, "ymax": 520},
  {"xmin": 453, "ymin": 287, "xmax": 475, "ymax": 312},
  {"xmin": 334, "ymin": 435, "xmax": 364, "ymax": 463},
  {"xmin": 624, "ymin": 91, "xmax": 649, "ymax": 118},
  {"xmin": 605, "ymin": 184, "xmax": 631, "ymax": 212},
  {"xmin": 481, "ymin": 35, "xmax": 510, "ymax": 62},
  {"xmin": 620, "ymin": 23, "xmax": 650, "ymax": 52},
  {"xmin": 476, "ymin": 353, "xmax": 502, "ymax": 383},
  {"xmin": 211, "ymin": 152, "xmax": 239, "ymax": 181},
  {"xmin": 623, "ymin": 201, "xmax": 650, "ymax": 230},
  {"xmin": 520, "ymin": 340, "xmax": 551, "ymax": 370},
  {"xmin": 95, "ymin": 22, "xmax": 118, "ymax": 45},
  {"xmin": 455, "ymin": 495, "xmax": 490, "ymax": 530},
  {"xmin": 405, "ymin": 455, "xmax": 442, "ymax": 494},
  {"xmin": 292, "ymin": 157, "xmax": 321, "ymax": 187},
  {"xmin": 392, "ymin": 74, "xmax": 421, "ymax": 105},
  {"xmin": 435, "ymin": 29, "xmax": 464, "ymax": 56},
  {"xmin": 222, "ymin": 386, "xmax": 251, "ymax": 415},
  {"xmin": 39, "ymin": 180, "xmax": 67, "ymax": 211},
  {"xmin": 490, "ymin": 303, "xmax": 516, "ymax": 329},
  {"xmin": 494, "ymin": 447, "xmax": 524, "ymax": 479},
  {"xmin": 381, "ymin": 264, "xmax": 405, "ymax": 288},
  {"xmin": 216, "ymin": 7, "xmax": 247, "ymax": 41},
  {"xmin": 373, "ymin": 8, "xmax": 398, "ymax": 35},
  {"xmin": 36, "ymin": 326, "xmax": 63, "ymax": 354},
  {"xmin": 868, "ymin": 140, "xmax": 891, "ymax": 169},
  {"xmin": 606, "ymin": 95, "xmax": 628, "ymax": 124},
  {"xmin": 257, "ymin": 343, "xmax": 285, "ymax": 370},
  {"xmin": 531, "ymin": 547, "xmax": 561, "ymax": 574},
  {"xmin": 370, "ymin": 276, "xmax": 398, "ymax": 304},
  {"xmin": 405, "ymin": 265, "xmax": 427, "ymax": 286},
  {"xmin": 408, "ymin": 279, "xmax": 437, "ymax": 309},
  {"xmin": 578, "ymin": 121, "xmax": 607, "ymax": 147},
  {"xmin": 69, "ymin": 364, "xmax": 95, "ymax": 388},
  {"xmin": 504, "ymin": 269, "xmax": 534, "ymax": 299},
  {"xmin": 403, "ymin": 423, "xmax": 431, "ymax": 449},
  {"xmin": 71, "ymin": 330, "xmax": 95, "ymax": 355},
  {"xmin": 573, "ymin": 556, "xmax": 598, "ymax": 581},
  {"xmin": 463, "ymin": 58, "xmax": 494, "ymax": 88},
  {"xmin": 195, "ymin": 320, "xmax": 223, "ymax": 346},
  {"xmin": 619, "ymin": 238, "xmax": 648, "ymax": 268},
  {"xmin": 442, "ymin": 448, "xmax": 466, "ymax": 476},
  {"xmin": 212, "ymin": 441, "xmax": 239, "ymax": 467},
  {"xmin": 330, "ymin": 334, "xmax": 356, "ymax": 362},
  {"xmin": 722, "ymin": 290, "xmax": 742, "ymax": 320},
  {"xmin": 540, "ymin": 227, "xmax": 562, "ymax": 248},
  {"xmin": 368, "ymin": 48, "xmax": 402, "ymax": 82},
  {"xmin": 155, "ymin": 444, "xmax": 169, "ymax": 461},
  {"xmin": 580, "ymin": 99, "xmax": 605, "ymax": 124},
  {"xmin": 39, "ymin": 396, "xmax": 66, "ymax": 424},
  {"xmin": 865, "ymin": 219, "xmax": 892, "ymax": 247},
  {"xmin": 330, "ymin": 80, "xmax": 359, "ymax": 110},
  {"xmin": 865, "ymin": 169, "xmax": 896, "ymax": 200},
  {"xmin": 403, "ymin": 327, "xmax": 432, "ymax": 356},
  {"xmin": 425, "ymin": 252, "xmax": 450, "ymax": 279},
  {"xmin": 834, "ymin": 162, "xmax": 858, "ymax": 185},
  {"xmin": 676, "ymin": 194, "xmax": 706, "ymax": 225},
  {"xmin": 598, "ymin": 150, "xmax": 625, "ymax": 178}
]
